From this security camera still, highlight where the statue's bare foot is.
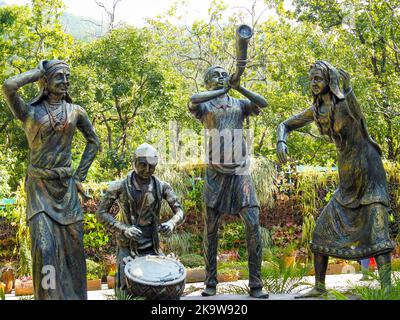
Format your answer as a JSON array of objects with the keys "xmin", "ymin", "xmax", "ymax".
[
  {"xmin": 295, "ymin": 286, "xmax": 327, "ymax": 299},
  {"xmin": 201, "ymin": 286, "xmax": 216, "ymax": 297},
  {"xmin": 249, "ymin": 288, "xmax": 269, "ymax": 299}
]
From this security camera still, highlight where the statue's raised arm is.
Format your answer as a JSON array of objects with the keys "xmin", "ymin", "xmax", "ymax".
[
  {"xmin": 2, "ymin": 60, "xmax": 99, "ymax": 300},
  {"xmin": 2, "ymin": 63, "xmax": 45, "ymax": 122}
]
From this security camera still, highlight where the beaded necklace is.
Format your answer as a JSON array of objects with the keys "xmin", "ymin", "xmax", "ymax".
[{"xmin": 44, "ymin": 100, "xmax": 68, "ymax": 132}]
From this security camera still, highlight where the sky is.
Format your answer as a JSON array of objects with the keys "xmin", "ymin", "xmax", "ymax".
[{"xmin": 4, "ymin": 0, "xmax": 280, "ymax": 27}]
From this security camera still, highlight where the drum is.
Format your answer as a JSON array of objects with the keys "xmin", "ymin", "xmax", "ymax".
[{"xmin": 124, "ymin": 255, "xmax": 186, "ymax": 300}]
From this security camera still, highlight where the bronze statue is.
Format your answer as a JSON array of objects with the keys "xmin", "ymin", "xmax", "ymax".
[
  {"xmin": 2, "ymin": 60, "xmax": 100, "ymax": 300},
  {"xmin": 188, "ymin": 29, "xmax": 269, "ymax": 297},
  {"xmin": 277, "ymin": 61, "xmax": 394, "ymax": 297},
  {"xmin": 96, "ymin": 143, "xmax": 185, "ymax": 294}
]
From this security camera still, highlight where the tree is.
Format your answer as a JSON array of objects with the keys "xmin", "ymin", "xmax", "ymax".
[
  {"xmin": 74, "ymin": 26, "xmax": 176, "ymax": 176},
  {"xmin": 0, "ymin": 0, "xmax": 75, "ymax": 188},
  {"xmin": 267, "ymin": 0, "xmax": 400, "ymax": 160}
]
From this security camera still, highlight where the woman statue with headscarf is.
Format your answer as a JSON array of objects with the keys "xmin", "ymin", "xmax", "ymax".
[
  {"xmin": 3, "ymin": 60, "xmax": 100, "ymax": 300},
  {"xmin": 277, "ymin": 61, "xmax": 394, "ymax": 297}
]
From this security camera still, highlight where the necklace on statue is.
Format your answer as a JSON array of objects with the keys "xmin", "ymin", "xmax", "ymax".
[{"xmin": 44, "ymin": 100, "xmax": 68, "ymax": 132}]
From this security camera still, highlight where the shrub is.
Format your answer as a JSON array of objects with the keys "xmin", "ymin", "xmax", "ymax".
[
  {"xmin": 161, "ymin": 232, "xmax": 194, "ymax": 256},
  {"xmin": 179, "ymin": 254, "xmax": 204, "ymax": 268},
  {"xmin": 392, "ymin": 259, "xmax": 400, "ymax": 272},
  {"xmin": 336, "ymin": 271, "xmax": 400, "ymax": 300},
  {"xmin": 217, "ymin": 268, "xmax": 240, "ymax": 282},
  {"xmin": 86, "ymin": 259, "xmax": 104, "ymax": 280},
  {"xmin": 219, "ymin": 222, "xmax": 246, "ymax": 255},
  {"xmin": 83, "ymin": 213, "xmax": 110, "ymax": 253}
]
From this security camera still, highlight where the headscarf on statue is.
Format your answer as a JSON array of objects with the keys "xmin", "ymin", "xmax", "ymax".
[
  {"xmin": 30, "ymin": 59, "xmax": 73, "ymax": 105},
  {"xmin": 310, "ymin": 60, "xmax": 382, "ymax": 155}
]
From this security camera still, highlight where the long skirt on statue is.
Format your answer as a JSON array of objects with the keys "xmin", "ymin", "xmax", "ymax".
[
  {"xmin": 29, "ymin": 212, "xmax": 87, "ymax": 300},
  {"xmin": 311, "ymin": 198, "xmax": 394, "ymax": 260}
]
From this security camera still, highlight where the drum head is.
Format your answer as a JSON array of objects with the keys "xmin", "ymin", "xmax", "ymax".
[{"xmin": 125, "ymin": 255, "xmax": 186, "ymax": 286}]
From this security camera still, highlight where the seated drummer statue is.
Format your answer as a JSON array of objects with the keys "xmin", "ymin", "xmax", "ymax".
[{"xmin": 96, "ymin": 143, "xmax": 184, "ymax": 293}]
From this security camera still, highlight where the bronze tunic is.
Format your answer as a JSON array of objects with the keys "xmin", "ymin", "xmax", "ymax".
[
  {"xmin": 23, "ymin": 102, "xmax": 99, "ymax": 224},
  {"xmin": 190, "ymin": 94, "xmax": 260, "ymax": 215}
]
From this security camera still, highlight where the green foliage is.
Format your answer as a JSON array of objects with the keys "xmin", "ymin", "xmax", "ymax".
[
  {"xmin": 0, "ymin": 287, "xmax": 4, "ymax": 300},
  {"xmin": 83, "ymin": 212, "xmax": 110, "ymax": 251},
  {"xmin": 251, "ymin": 158, "xmax": 277, "ymax": 208},
  {"xmin": 260, "ymin": 226, "xmax": 273, "ymax": 249},
  {"xmin": 86, "ymin": 259, "xmax": 104, "ymax": 280},
  {"xmin": 219, "ymin": 222, "xmax": 246, "ymax": 257},
  {"xmin": 107, "ymin": 288, "xmax": 144, "ymax": 300},
  {"xmin": 261, "ymin": 252, "xmax": 312, "ymax": 293},
  {"xmin": 328, "ymin": 290, "xmax": 350, "ymax": 300},
  {"xmin": 182, "ymin": 177, "xmax": 204, "ymax": 212},
  {"xmin": 179, "ymin": 253, "xmax": 204, "ymax": 268},
  {"xmin": 290, "ymin": 168, "xmax": 337, "ymax": 246},
  {"xmin": 0, "ymin": 153, "xmax": 12, "ymax": 198},
  {"xmin": 338, "ymin": 271, "xmax": 400, "ymax": 300},
  {"xmin": 392, "ymin": 259, "xmax": 400, "ymax": 272},
  {"xmin": 1, "ymin": 1, "xmax": 400, "ymax": 272},
  {"xmin": 218, "ymin": 260, "xmax": 248, "ymax": 279},
  {"xmin": 0, "ymin": 0, "xmax": 76, "ymax": 187},
  {"xmin": 0, "ymin": 181, "xmax": 32, "ymax": 277},
  {"xmin": 162, "ymin": 232, "xmax": 194, "ymax": 257},
  {"xmin": 271, "ymin": 224, "xmax": 302, "ymax": 249},
  {"xmin": 280, "ymin": 0, "xmax": 400, "ymax": 161},
  {"xmin": 60, "ymin": 12, "xmax": 105, "ymax": 42},
  {"xmin": 73, "ymin": 26, "xmax": 177, "ymax": 177}
]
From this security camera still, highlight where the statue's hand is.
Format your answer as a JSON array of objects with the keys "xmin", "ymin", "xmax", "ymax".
[
  {"xmin": 339, "ymin": 68, "xmax": 351, "ymax": 91},
  {"xmin": 124, "ymin": 226, "xmax": 142, "ymax": 241},
  {"xmin": 228, "ymin": 74, "xmax": 240, "ymax": 90},
  {"xmin": 159, "ymin": 220, "xmax": 175, "ymax": 237},
  {"xmin": 277, "ymin": 141, "xmax": 288, "ymax": 164},
  {"xmin": 122, "ymin": 256, "xmax": 134, "ymax": 265},
  {"xmin": 75, "ymin": 179, "xmax": 92, "ymax": 202},
  {"xmin": 37, "ymin": 60, "xmax": 48, "ymax": 76}
]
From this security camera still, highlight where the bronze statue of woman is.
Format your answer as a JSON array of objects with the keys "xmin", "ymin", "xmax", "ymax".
[
  {"xmin": 3, "ymin": 60, "xmax": 100, "ymax": 300},
  {"xmin": 277, "ymin": 61, "xmax": 394, "ymax": 297}
]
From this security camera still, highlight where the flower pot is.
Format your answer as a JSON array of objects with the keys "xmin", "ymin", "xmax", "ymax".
[
  {"xmin": 217, "ymin": 251, "xmax": 239, "ymax": 263},
  {"xmin": 87, "ymin": 279, "xmax": 102, "ymax": 291},
  {"xmin": 186, "ymin": 268, "xmax": 206, "ymax": 283},
  {"xmin": 15, "ymin": 279, "xmax": 33, "ymax": 296},
  {"xmin": 107, "ymin": 276, "xmax": 115, "ymax": 289},
  {"xmin": 0, "ymin": 267, "xmax": 14, "ymax": 294},
  {"xmin": 327, "ymin": 262, "xmax": 360, "ymax": 275}
]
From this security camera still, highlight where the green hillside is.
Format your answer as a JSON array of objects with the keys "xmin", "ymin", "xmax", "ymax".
[{"xmin": 61, "ymin": 12, "xmax": 106, "ymax": 42}]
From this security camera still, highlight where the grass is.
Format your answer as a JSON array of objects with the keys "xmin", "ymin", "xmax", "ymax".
[
  {"xmin": 261, "ymin": 261, "xmax": 312, "ymax": 294},
  {"xmin": 214, "ymin": 255, "xmax": 312, "ymax": 295},
  {"xmin": 251, "ymin": 157, "xmax": 277, "ymax": 208},
  {"xmin": 327, "ymin": 271, "xmax": 400, "ymax": 300},
  {"xmin": 105, "ymin": 288, "xmax": 145, "ymax": 300},
  {"xmin": 162, "ymin": 232, "xmax": 195, "ymax": 257},
  {"xmin": 347, "ymin": 271, "xmax": 400, "ymax": 300},
  {"xmin": 218, "ymin": 283, "xmax": 250, "ymax": 295}
]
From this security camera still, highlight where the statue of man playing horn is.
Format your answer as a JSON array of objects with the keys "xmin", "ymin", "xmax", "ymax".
[
  {"xmin": 188, "ymin": 61, "xmax": 269, "ymax": 298},
  {"xmin": 96, "ymin": 143, "xmax": 185, "ymax": 294}
]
